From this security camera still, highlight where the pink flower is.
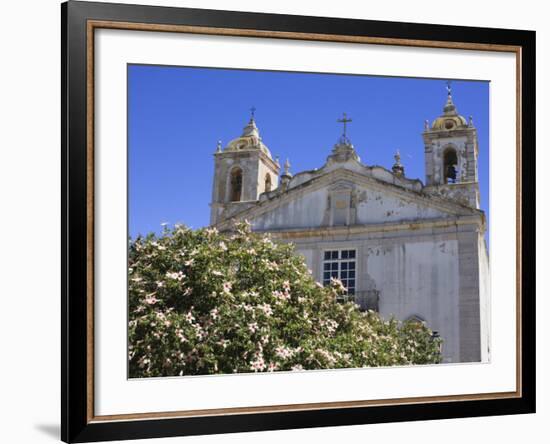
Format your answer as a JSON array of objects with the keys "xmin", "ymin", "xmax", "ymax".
[
  {"xmin": 258, "ymin": 303, "xmax": 273, "ymax": 316},
  {"xmin": 144, "ymin": 295, "xmax": 158, "ymax": 305},
  {"xmin": 175, "ymin": 329, "xmax": 187, "ymax": 343},
  {"xmin": 330, "ymin": 277, "xmax": 347, "ymax": 293},
  {"xmin": 320, "ymin": 319, "xmax": 339, "ymax": 334},
  {"xmin": 275, "ymin": 346, "xmax": 294, "ymax": 359},
  {"xmin": 249, "ymin": 353, "xmax": 266, "ymax": 372},
  {"xmin": 166, "ymin": 271, "xmax": 185, "ymax": 281},
  {"xmin": 217, "ymin": 339, "xmax": 229, "ymax": 349},
  {"xmin": 272, "ymin": 290, "xmax": 290, "ymax": 301},
  {"xmin": 222, "ymin": 282, "xmax": 233, "ymax": 295}
]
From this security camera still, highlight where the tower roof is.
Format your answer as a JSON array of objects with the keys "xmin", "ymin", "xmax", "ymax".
[
  {"xmin": 224, "ymin": 110, "xmax": 272, "ymax": 157},
  {"xmin": 429, "ymin": 82, "xmax": 469, "ymax": 131}
]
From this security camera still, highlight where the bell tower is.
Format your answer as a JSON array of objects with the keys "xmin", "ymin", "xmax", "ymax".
[
  {"xmin": 210, "ymin": 109, "xmax": 280, "ymax": 225},
  {"xmin": 423, "ymin": 82, "xmax": 480, "ymax": 209}
]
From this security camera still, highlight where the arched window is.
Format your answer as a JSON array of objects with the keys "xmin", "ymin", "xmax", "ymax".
[
  {"xmin": 443, "ymin": 147, "xmax": 458, "ymax": 184},
  {"xmin": 264, "ymin": 174, "xmax": 272, "ymax": 193},
  {"xmin": 406, "ymin": 314, "xmax": 426, "ymax": 325},
  {"xmin": 230, "ymin": 168, "xmax": 243, "ymax": 202}
]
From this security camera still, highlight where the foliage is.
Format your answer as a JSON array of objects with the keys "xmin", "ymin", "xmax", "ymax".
[{"xmin": 128, "ymin": 222, "xmax": 442, "ymax": 377}]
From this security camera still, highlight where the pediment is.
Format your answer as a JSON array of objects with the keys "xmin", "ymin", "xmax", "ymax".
[{"xmin": 216, "ymin": 169, "xmax": 479, "ymax": 232}]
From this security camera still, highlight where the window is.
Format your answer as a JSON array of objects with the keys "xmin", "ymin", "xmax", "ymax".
[
  {"xmin": 230, "ymin": 168, "xmax": 243, "ymax": 202},
  {"xmin": 443, "ymin": 147, "xmax": 458, "ymax": 184},
  {"xmin": 406, "ymin": 315, "xmax": 425, "ymax": 325},
  {"xmin": 322, "ymin": 249, "xmax": 356, "ymax": 298},
  {"xmin": 264, "ymin": 174, "xmax": 272, "ymax": 193}
]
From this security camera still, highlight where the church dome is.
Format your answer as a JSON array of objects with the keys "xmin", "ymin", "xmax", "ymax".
[
  {"xmin": 225, "ymin": 116, "xmax": 272, "ymax": 157},
  {"xmin": 430, "ymin": 90, "xmax": 468, "ymax": 131}
]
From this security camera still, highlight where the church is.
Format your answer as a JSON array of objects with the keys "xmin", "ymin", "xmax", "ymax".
[{"xmin": 209, "ymin": 88, "xmax": 490, "ymax": 364}]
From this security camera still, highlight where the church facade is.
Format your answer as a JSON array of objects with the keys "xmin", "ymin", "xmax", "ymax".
[{"xmin": 209, "ymin": 91, "xmax": 490, "ymax": 364}]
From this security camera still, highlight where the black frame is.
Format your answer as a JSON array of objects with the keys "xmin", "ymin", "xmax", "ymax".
[{"xmin": 62, "ymin": 1, "xmax": 536, "ymax": 442}]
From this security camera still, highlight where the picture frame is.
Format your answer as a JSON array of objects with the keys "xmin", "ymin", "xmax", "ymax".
[{"xmin": 61, "ymin": 1, "xmax": 536, "ymax": 442}]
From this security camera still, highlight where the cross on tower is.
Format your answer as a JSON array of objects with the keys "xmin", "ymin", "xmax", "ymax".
[
  {"xmin": 337, "ymin": 112, "xmax": 352, "ymax": 138},
  {"xmin": 446, "ymin": 80, "xmax": 452, "ymax": 97},
  {"xmin": 250, "ymin": 106, "xmax": 256, "ymax": 119}
]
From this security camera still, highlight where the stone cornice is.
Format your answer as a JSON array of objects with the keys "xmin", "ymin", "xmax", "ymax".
[
  {"xmin": 214, "ymin": 148, "xmax": 280, "ymax": 172},
  {"xmin": 262, "ymin": 214, "xmax": 485, "ymax": 240}
]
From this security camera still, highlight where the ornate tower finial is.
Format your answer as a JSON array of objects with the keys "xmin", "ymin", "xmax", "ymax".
[
  {"xmin": 241, "ymin": 109, "xmax": 260, "ymax": 138},
  {"xmin": 442, "ymin": 80, "xmax": 457, "ymax": 115},
  {"xmin": 280, "ymin": 158, "xmax": 292, "ymax": 192},
  {"xmin": 394, "ymin": 150, "xmax": 401, "ymax": 164},
  {"xmin": 392, "ymin": 149, "xmax": 405, "ymax": 177},
  {"xmin": 283, "ymin": 158, "xmax": 291, "ymax": 176},
  {"xmin": 424, "ymin": 119, "xmax": 430, "ymax": 131},
  {"xmin": 469, "ymin": 115, "xmax": 474, "ymax": 127},
  {"xmin": 275, "ymin": 156, "xmax": 280, "ymax": 167},
  {"xmin": 216, "ymin": 140, "xmax": 222, "ymax": 153}
]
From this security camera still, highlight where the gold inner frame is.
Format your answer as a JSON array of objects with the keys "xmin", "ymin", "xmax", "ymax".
[{"xmin": 86, "ymin": 19, "xmax": 523, "ymax": 423}]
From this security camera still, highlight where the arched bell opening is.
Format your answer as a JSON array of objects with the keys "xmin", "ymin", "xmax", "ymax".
[
  {"xmin": 229, "ymin": 167, "xmax": 243, "ymax": 202},
  {"xmin": 443, "ymin": 147, "xmax": 458, "ymax": 184}
]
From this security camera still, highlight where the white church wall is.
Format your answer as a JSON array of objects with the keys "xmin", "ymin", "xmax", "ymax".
[
  {"xmin": 251, "ymin": 188, "xmax": 329, "ymax": 229},
  {"xmin": 355, "ymin": 188, "xmax": 447, "ymax": 224},
  {"xmin": 279, "ymin": 228, "xmax": 466, "ymax": 363},
  {"xmin": 365, "ymin": 238, "xmax": 461, "ymax": 363},
  {"xmin": 294, "ymin": 248, "xmax": 315, "ymax": 272}
]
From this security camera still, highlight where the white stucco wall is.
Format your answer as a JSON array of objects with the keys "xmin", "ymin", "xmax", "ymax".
[
  {"xmin": 284, "ymin": 232, "xmax": 464, "ymax": 363},
  {"xmin": 365, "ymin": 239, "xmax": 460, "ymax": 363},
  {"xmin": 252, "ymin": 188, "xmax": 328, "ymax": 229},
  {"xmin": 356, "ymin": 189, "xmax": 447, "ymax": 224}
]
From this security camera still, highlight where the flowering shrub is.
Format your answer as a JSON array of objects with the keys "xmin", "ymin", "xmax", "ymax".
[{"xmin": 129, "ymin": 222, "xmax": 442, "ymax": 377}]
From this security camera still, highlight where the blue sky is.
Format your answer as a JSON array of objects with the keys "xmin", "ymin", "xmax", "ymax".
[{"xmin": 128, "ymin": 65, "xmax": 489, "ymax": 239}]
